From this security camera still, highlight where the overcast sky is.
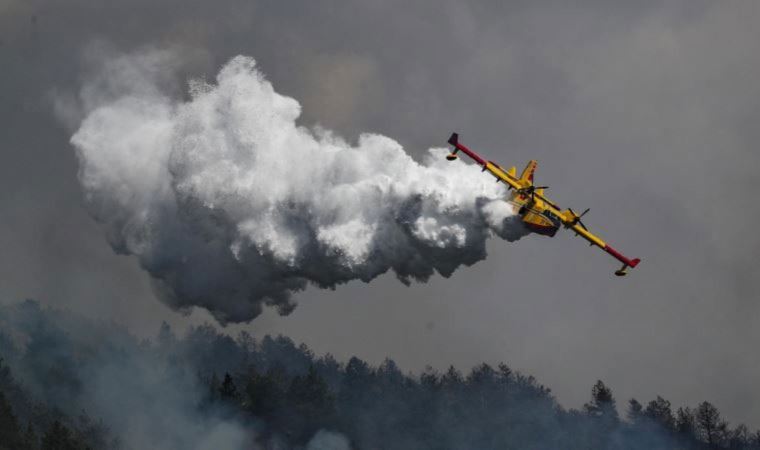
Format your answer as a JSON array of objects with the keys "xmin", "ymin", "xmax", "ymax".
[{"xmin": 2, "ymin": 0, "xmax": 760, "ymax": 426}]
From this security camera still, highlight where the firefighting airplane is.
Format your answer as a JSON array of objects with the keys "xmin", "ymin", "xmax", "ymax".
[{"xmin": 446, "ymin": 133, "xmax": 640, "ymax": 276}]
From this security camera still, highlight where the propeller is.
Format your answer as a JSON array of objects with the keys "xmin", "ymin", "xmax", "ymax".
[
  {"xmin": 516, "ymin": 186, "xmax": 558, "ymax": 208},
  {"xmin": 518, "ymin": 186, "xmax": 549, "ymax": 192},
  {"xmin": 516, "ymin": 185, "xmax": 549, "ymax": 196},
  {"xmin": 568, "ymin": 207, "xmax": 590, "ymax": 230}
]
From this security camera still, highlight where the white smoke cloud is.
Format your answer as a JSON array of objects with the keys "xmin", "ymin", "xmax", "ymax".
[{"xmin": 70, "ymin": 51, "xmax": 528, "ymax": 323}]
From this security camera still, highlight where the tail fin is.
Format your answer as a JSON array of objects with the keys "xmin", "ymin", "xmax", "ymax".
[{"xmin": 520, "ymin": 160, "xmax": 538, "ymax": 183}]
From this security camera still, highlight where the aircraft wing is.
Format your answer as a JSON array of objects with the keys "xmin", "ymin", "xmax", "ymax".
[
  {"xmin": 447, "ymin": 133, "xmax": 523, "ymax": 191},
  {"xmin": 526, "ymin": 187, "xmax": 641, "ymax": 276},
  {"xmin": 517, "ymin": 181, "xmax": 640, "ymax": 276},
  {"xmin": 447, "ymin": 132, "xmax": 640, "ymax": 276},
  {"xmin": 563, "ymin": 216, "xmax": 641, "ymax": 276}
]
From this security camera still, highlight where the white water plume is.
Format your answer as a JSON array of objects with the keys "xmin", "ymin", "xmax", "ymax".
[{"xmin": 70, "ymin": 51, "xmax": 528, "ymax": 323}]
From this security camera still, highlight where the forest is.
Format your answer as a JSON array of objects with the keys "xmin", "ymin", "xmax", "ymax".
[{"xmin": 0, "ymin": 299, "xmax": 758, "ymax": 450}]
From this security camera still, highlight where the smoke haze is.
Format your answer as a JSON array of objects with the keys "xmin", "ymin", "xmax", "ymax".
[
  {"xmin": 4, "ymin": 300, "xmax": 708, "ymax": 450},
  {"xmin": 70, "ymin": 52, "xmax": 527, "ymax": 323},
  {"xmin": 2, "ymin": 0, "xmax": 760, "ymax": 429}
]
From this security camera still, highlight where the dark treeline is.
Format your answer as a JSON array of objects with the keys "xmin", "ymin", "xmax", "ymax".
[{"xmin": 0, "ymin": 300, "xmax": 758, "ymax": 450}]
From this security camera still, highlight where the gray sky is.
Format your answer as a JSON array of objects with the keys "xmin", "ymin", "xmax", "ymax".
[{"xmin": 2, "ymin": 0, "xmax": 760, "ymax": 426}]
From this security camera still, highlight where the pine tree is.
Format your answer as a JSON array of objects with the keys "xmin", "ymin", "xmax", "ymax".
[
  {"xmin": 23, "ymin": 422, "xmax": 37, "ymax": 450},
  {"xmin": 676, "ymin": 407, "xmax": 696, "ymax": 435},
  {"xmin": 285, "ymin": 366, "xmax": 334, "ymax": 442},
  {"xmin": 627, "ymin": 398, "xmax": 644, "ymax": 423},
  {"xmin": 497, "ymin": 363, "xmax": 513, "ymax": 385},
  {"xmin": 644, "ymin": 396, "xmax": 675, "ymax": 430},
  {"xmin": 244, "ymin": 367, "xmax": 285, "ymax": 417},
  {"xmin": 0, "ymin": 390, "xmax": 23, "ymax": 450},
  {"xmin": 441, "ymin": 366, "xmax": 464, "ymax": 390},
  {"xmin": 219, "ymin": 373, "xmax": 239, "ymax": 402},
  {"xmin": 728, "ymin": 424, "xmax": 750, "ymax": 449},
  {"xmin": 584, "ymin": 380, "xmax": 618, "ymax": 421},
  {"xmin": 582, "ymin": 380, "xmax": 618, "ymax": 450},
  {"xmin": 695, "ymin": 401, "xmax": 726, "ymax": 447},
  {"xmin": 40, "ymin": 421, "xmax": 77, "ymax": 450}
]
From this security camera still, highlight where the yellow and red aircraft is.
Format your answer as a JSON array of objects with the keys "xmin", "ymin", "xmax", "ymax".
[{"xmin": 446, "ymin": 133, "xmax": 640, "ymax": 276}]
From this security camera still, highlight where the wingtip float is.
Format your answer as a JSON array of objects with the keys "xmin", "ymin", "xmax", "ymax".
[{"xmin": 446, "ymin": 132, "xmax": 641, "ymax": 277}]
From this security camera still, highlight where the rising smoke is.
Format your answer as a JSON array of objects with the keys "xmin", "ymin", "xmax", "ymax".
[
  {"xmin": 0, "ymin": 300, "xmax": 357, "ymax": 450},
  {"xmin": 69, "ymin": 51, "xmax": 527, "ymax": 323}
]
